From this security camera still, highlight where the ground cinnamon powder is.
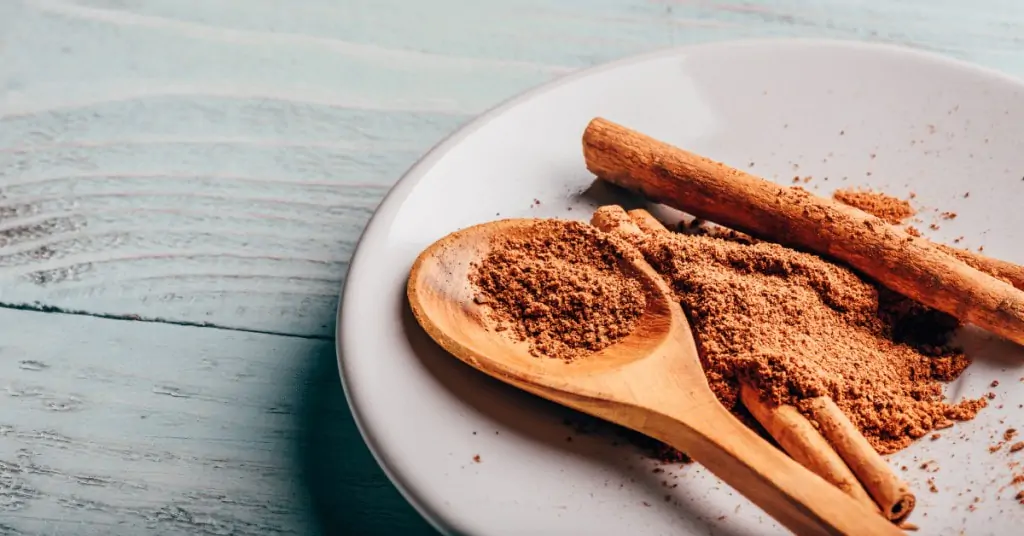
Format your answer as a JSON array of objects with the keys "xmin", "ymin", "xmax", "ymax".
[
  {"xmin": 833, "ymin": 189, "xmax": 916, "ymax": 224},
  {"xmin": 613, "ymin": 220, "xmax": 984, "ymax": 454},
  {"xmin": 470, "ymin": 211, "xmax": 984, "ymax": 455},
  {"xmin": 470, "ymin": 220, "xmax": 647, "ymax": 361}
]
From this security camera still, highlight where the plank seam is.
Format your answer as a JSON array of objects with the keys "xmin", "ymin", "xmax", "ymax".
[{"xmin": 0, "ymin": 300, "xmax": 332, "ymax": 340}]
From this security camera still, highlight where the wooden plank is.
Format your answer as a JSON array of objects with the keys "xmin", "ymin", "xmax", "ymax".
[
  {"xmin": 0, "ymin": 307, "xmax": 433, "ymax": 535},
  {"xmin": 3, "ymin": 0, "xmax": 1024, "ymax": 338}
]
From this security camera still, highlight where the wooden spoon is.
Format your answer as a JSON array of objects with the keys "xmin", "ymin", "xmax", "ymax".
[{"xmin": 407, "ymin": 218, "xmax": 903, "ymax": 536}]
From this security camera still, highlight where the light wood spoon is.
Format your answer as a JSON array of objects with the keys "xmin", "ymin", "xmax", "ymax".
[{"xmin": 407, "ymin": 218, "xmax": 903, "ymax": 536}]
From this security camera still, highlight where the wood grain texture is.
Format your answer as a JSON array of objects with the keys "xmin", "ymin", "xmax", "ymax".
[
  {"xmin": 0, "ymin": 308, "xmax": 433, "ymax": 535},
  {"xmin": 4, "ymin": 0, "xmax": 1024, "ymax": 337},
  {"xmin": 2, "ymin": 0, "xmax": 1024, "ymax": 534}
]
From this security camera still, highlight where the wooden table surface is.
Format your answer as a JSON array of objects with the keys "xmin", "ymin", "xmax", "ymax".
[{"xmin": 2, "ymin": 0, "xmax": 1023, "ymax": 533}]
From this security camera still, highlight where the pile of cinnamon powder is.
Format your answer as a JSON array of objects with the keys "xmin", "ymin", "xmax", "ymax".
[
  {"xmin": 619, "ymin": 227, "xmax": 984, "ymax": 453},
  {"xmin": 833, "ymin": 188, "xmax": 916, "ymax": 224},
  {"xmin": 470, "ymin": 220, "xmax": 647, "ymax": 361},
  {"xmin": 469, "ymin": 211, "xmax": 985, "ymax": 455}
]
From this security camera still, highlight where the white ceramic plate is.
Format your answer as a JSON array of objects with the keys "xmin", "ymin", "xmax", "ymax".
[{"xmin": 339, "ymin": 40, "xmax": 1024, "ymax": 535}]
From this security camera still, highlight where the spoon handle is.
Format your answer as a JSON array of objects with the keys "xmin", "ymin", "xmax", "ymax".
[{"xmin": 649, "ymin": 404, "xmax": 903, "ymax": 536}]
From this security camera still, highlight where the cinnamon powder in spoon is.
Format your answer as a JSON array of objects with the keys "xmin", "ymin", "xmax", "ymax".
[{"xmin": 470, "ymin": 220, "xmax": 647, "ymax": 361}]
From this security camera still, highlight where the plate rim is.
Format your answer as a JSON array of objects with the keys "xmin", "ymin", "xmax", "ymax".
[{"xmin": 335, "ymin": 37, "xmax": 1024, "ymax": 534}]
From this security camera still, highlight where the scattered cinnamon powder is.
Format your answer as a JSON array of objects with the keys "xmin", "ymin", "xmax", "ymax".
[
  {"xmin": 832, "ymin": 189, "xmax": 916, "ymax": 224},
  {"xmin": 631, "ymin": 434, "xmax": 693, "ymax": 464},
  {"xmin": 471, "ymin": 221, "xmax": 647, "ymax": 361},
  {"xmin": 613, "ymin": 220, "xmax": 982, "ymax": 454}
]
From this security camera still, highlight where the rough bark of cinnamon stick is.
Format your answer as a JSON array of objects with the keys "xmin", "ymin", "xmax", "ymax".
[
  {"xmin": 582, "ymin": 117, "xmax": 1024, "ymax": 347},
  {"xmin": 626, "ymin": 208, "xmax": 670, "ymax": 236},
  {"xmin": 937, "ymin": 244, "xmax": 1024, "ymax": 292},
  {"xmin": 591, "ymin": 205, "xmax": 644, "ymax": 237},
  {"xmin": 739, "ymin": 385, "xmax": 879, "ymax": 515},
  {"xmin": 806, "ymin": 397, "xmax": 916, "ymax": 523}
]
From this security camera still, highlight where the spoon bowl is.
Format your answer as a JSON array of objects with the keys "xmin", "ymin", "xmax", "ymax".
[
  {"xmin": 407, "ymin": 218, "xmax": 685, "ymax": 389},
  {"xmin": 407, "ymin": 218, "xmax": 902, "ymax": 536}
]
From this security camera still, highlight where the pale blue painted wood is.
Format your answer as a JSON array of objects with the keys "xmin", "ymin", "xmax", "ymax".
[
  {"xmin": 0, "ymin": 307, "xmax": 432, "ymax": 534},
  {"xmin": 4, "ymin": 0, "xmax": 1024, "ymax": 336},
  {"xmin": 1, "ymin": 0, "xmax": 1024, "ymax": 534}
]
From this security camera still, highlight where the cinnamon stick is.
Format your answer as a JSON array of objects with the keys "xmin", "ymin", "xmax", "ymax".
[
  {"xmin": 937, "ymin": 244, "xmax": 1024, "ymax": 292},
  {"xmin": 806, "ymin": 397, "xmax": 916, "ymax": 523},
  {"xmin": 582, "ymin": 117, "xmax": 1024, "ymax": 347},
  {"xmin": 626, "ymin": 208, "xmax": 670, "ymax": 236},
  {"xmin": 739, "ymin": 385, "xmax": 879, "ymax": 515}
]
